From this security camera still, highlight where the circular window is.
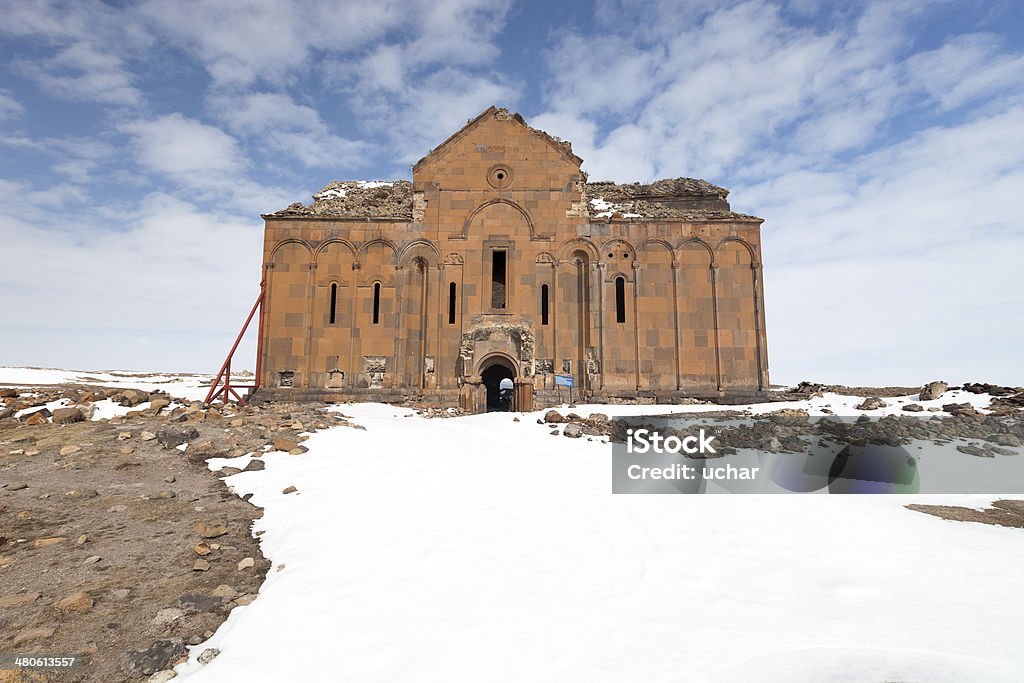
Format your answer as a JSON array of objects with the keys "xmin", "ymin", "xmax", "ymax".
[{"xmin": 486, "ymin": 165, "xmax": 513, "ymax": 189}]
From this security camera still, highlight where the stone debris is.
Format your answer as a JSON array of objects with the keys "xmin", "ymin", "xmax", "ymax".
[
  {"xmin": 194, "ymin": 522, "xmax": 229, "ymax": 539},
  {"xmin": 13, "ymin": 626, "xmax": 56, "ymax": 646},
  {"xmin": 52, "ymin": 406, "xmax": 85, "ymax": 424},
  {"xmin": 269, "ymin": 175, "xmax": 757, "ymax": 222},
  {"xmin": 282, "ymin": 485, "xmax": 298, "ymax": 494},
  {"xmin": 198, "ymin": 648, "xmax": 220, "ymax": 665},
  {"xmin": 54, "ymin": 590, "xmax": 94, "ymax": 612},
  {"xmin": 272, "ymin": 180, "xmax": 414, "ymax": 218},
  {"xmin": 919, "ymin": 381, "xmax": 949, "ymax": 401},
  {"xmin": 0, "ymin": 591, "xmax": 41, "ymax": 608},
  {"xmin": 153, "ymin": 607, "xmax": 185, "ymax": 625},
  {"xmin": 124, "ymin": 639, "xmax": 186, "ymax": 678},
  {"xmin": 854, "ymin": 397, "xmax": 887, "ymax": 410},
  {"xmin": 237, "ymin": 557, "xmax": 255, "ymax": 570}
]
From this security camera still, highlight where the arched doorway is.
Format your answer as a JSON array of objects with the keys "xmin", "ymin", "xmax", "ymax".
[{"xmin": 480, "ymin": 355, "xmax": 517, "ymax": 412}]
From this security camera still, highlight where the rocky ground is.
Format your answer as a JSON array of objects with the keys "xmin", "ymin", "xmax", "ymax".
[
  {"xmin": 0, "ymin": 385, "xmax": 354, "ymax": 682},
  {"xmin": 2, "ymin": 378, "xmax": 1023, "ymax": 680}
]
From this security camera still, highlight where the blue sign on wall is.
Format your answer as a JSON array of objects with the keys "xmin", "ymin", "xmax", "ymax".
[{"xmin": 554, "ymin": 374, "xmax": 574, "ymax": 388}]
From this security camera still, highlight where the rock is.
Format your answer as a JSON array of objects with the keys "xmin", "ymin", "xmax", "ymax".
[
  {"xmin": 4, "ymin": 482, "xmax": 28, "ymax": 491},
  {"xmin": 124, "ymin": 639, "xmax": 186, "ymax": 678},
  {"xmin": 179, "ymin": 594, "xmax": 222, "ymax": 612},
  {"xmin": 150, "ymin": 490, "xmax": 177, "ymax": 500},
  {"xmin": 194, "ymin": 542, "xmax": 212, "ymax": 556},
  {"xmin": 141, "ymin": 431, "xmax": 157, "ymax": 441},
  {"xmin": 543, "ymin": 410, "xmax": 565, "ymax": 423},
  {"xmin": 150, "ymin": 398, "xmax": 171, "ymax": 413},
  {"xmin": 76, "ymin": 534, "xmax": 89, "ymax": 545},
  {"xmin": 165, "ymin": 474, "xmax": 176, "ymax": 483},
  {"xmin": 153, "ymin": 607, "xmax": 184, "ymax": 625},
  {"xmin": 111, "ymin": 589, "xmax": 130, "ymax": 601},
  {"xmin": 157, "ymin": 426, "xmax": 200, "ymax": 449},
  {"xmin": 107, "ymin": 504, "xmax": 128, "ymax": 512},
  {"xmin": 149, "ymin": 671, "xmax": 178, "ymax": 682},
  {"xmin": 32, "ymin": 536, "xmax": 66, "ymax": 547},
  {"xmin": 563, "ymin": 423, "xmax": 584, "ymax": 438},
  {"xmin": 234, "ymin": 593, "xmax": 258, "ymax": 606},
  {"xmin": 59, "ymin": 444, "xmax": 82, "ymax": 456},
  {"xmin": 957, "ymin": 444, "xmax": 992, "ymax": 457},
  {"xmin": 24, "ymin": 411, "xmax": 49, "ymax": 425},
  {"xmin": 194, "ymin": 522, "xmax": 228, "ymax": 538},
  {"xmin": 118, "ymin": 431, "xmax": 133, "ymax": 440},
  {"xmin": 901, "ymin": 404, "xmax": 924, "ymax": 412},
  {"xmin": 512, "ymin": 416, "xmax": 520, "ymax": 422},
  {"xmin": 0, "ymin": 388, "xmax": 17, "ymax": 398},
  {"xmin": 120, "ymin": 445, "xmax": 136, "ymax": 455},
  {"xmin": 211, "ymin": 584, "xmax": 237, "ymax": 599},
  {"xmin": 218, "ymin": 467, "xmax": 242, "ymax": 476},
  {"xmin": 237, "ymin": 557, "xmax": 255, "ymax": 570},
  {"xmin": 919, "ymin": 381, "xmax": 949, "ymax": 401},
  {"xmin": 198, "ymin": 648, "xmax": 220, "ymax": 665},
  {"xmin": 243, "ymin": 458, "xmax": 265, "ymax": 472},
  {"xmin": 118, "ymin": 389, "xmax": 151, "ymax": 407},
  {"xmin": 13, "ymin": 626, "xmax": 56, "ymax": 646},
  {"xmin": 994, "ymin": 433, "xmax": 1021, "ymax": 447},
  {"xmin": 84, "ymin": 555, "xmax": 101, "ymax": 565},
  {"xmin": 54, "ymin": 590, "xmax": 94, "ymax": 612},
  {"xmin": 272, "ymin": 437, "xmax": 305, "ymax": 453},
  {"xmin": 0, "ymin": 591, "xmax": 40, "ymax": 608},
  {"xmin": 19, "ymin": 406, "xmax": 52, "ymax": 421},
  {"xmin": 52, "ymin": 407, "xmax": 85, "ymax": 424},
  {"xmin": 282, "ymin": 485, "xmax": 298, "ymax": 494},
  {"xmin": 855, "ymin": 397, "xmax": 886, "ymax": 410},
  {"xmin": 943, "ymin": 402, "xmax": 980, "ymax": 417},
  {"xmin": 193, "ymin": 560, "xmax": 210, "ymax": 571}
]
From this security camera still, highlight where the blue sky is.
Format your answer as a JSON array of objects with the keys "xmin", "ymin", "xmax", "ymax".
[{"xmin": 1, "ymin": 0, "xmax": 1022, "ymax": 386}]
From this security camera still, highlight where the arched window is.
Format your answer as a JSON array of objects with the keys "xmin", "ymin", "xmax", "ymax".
[
  {"xmin": 329, "ymin": 283, "xmax": 337, "ymax": 324},
  {"xmin": 448, "ymin": 282, "xmax": 457, "ymax": 324},
  {"xmin": 372, "ymin": 282, "xmax": 381, "ymax": 324},
  {"xmin": 541, "ymin": 284, "xmax": 549, "ymax": 325},
  {"xmin": 615, "ymin": 276, "xmax": 626, "ymax": 324}
]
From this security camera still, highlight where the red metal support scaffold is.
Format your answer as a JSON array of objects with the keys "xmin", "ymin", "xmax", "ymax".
[{"xmin": 204, "ymin": 281, "xmax": 266, "ymax": 406}]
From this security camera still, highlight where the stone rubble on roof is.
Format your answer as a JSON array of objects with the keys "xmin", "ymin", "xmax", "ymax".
[
  {"xmin": 271, "ymin": 180, "xmax": 414, "ymax": 218},
  {"xmin": 269, "ymin": 177, "xmax": 756, "ymax": 220}
]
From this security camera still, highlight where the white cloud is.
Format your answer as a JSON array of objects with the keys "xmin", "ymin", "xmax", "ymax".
[
  {"xmin": 16, "ymin": 42, "xmax": 143, "ymax": 106},
  {"xmin": 0, "ymin": 190, "xmax": 263, "ymax": 371},
  {"xmin": 905, "ymin": 33, "xmax": 1024, "ymax": 112},
  {"xmin": 0, "ymin": 90, "xmax": 24, "ymax": 121},
  {"xmin": 1, "ymin": 1, "xmax": 151, "ymax": 107},
  {"xmin": 211, "ymin": 92, "xmax": 373, "ymax": 169},
  {"xmin": 120, "ymin": 113, "xmax": 245, "ymax": 181}
]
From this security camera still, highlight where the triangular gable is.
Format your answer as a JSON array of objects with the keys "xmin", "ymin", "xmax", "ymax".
[{"xmin": 412, "ymin": 106, "xmax": 583, "ymax": 174}]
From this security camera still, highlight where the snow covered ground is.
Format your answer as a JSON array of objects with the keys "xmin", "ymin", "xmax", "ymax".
[
  {"xmin": 176, "ymin": 401, "xmax": 1024, "ymax": 682},
  {"xmin": 0, "ymin": 366, "xmax": 220, "ymax": 403}
]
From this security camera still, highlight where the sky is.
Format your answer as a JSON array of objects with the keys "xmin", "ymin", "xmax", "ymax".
[{"xmin": 0, "ymin": 0, "xmax": 1022, "ymax": 387}]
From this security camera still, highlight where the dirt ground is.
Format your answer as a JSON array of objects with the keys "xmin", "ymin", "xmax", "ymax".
[{"xmin": 0, "ymin": 385, "xmax": 339, "ymax": 682}]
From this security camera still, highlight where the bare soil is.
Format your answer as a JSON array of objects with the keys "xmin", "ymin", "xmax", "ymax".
[{"xmin": 0, "ymin": 386, "xmax": 339, "ymax": 682}]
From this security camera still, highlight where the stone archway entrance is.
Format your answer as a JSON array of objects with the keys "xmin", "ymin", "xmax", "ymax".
[
  {"xmin": 457, "ymin": 321, "xmax": 535, "ymax": 414},
  {"xmin": 480, "ymin": 356, "xmax": 516, "ymax": 411}
]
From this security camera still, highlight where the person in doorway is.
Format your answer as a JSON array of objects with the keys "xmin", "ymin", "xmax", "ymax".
[{"xmin": 498, "ymin": 377, "xmax": 514, "ymax": 411}]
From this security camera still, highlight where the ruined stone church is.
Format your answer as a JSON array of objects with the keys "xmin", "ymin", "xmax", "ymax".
[{"xmin": 255, "ymin": 106, "xmax": 768, "ymax": 412}]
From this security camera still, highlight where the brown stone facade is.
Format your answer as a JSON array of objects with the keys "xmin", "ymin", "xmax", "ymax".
[{"xmin": 255, "ymin": 107, "xmax": 769, "ymax": 412}]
